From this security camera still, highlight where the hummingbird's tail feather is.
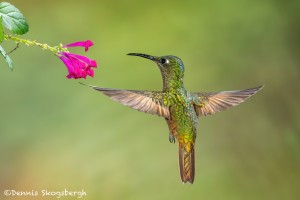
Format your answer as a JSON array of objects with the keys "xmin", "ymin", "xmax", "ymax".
[{"xmin": 178, "ymin": 144, "xmax": 195, "ymax": 184}]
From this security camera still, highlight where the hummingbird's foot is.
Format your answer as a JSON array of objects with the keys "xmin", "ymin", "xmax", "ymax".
[{"xmin": 169, "ymin": 134, "xmax": 176, "ymax": 143}]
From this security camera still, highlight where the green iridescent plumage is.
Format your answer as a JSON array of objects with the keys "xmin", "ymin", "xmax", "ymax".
[{"xmin": 85, "ymin": 53, "xmax": 263, "ymax": 184}]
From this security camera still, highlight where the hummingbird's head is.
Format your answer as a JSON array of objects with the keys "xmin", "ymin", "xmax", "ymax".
[{"xmin": 127, "ymin": 53, "xmax": 185, "ymax": 79}]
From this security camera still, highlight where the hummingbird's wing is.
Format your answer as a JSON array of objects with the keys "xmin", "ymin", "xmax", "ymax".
[
  {"xmin": 192, "ymin": 86, "xmax": 263, "ymax": 117},
  {"xmin": 89, "ymin": 86, "xmax": 170, "ymax": 119}
]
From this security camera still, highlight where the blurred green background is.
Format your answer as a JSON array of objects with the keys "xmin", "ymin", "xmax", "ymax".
[{"xmin": 1, "ymin": 0, "xmax": 299, "ymax": 199}]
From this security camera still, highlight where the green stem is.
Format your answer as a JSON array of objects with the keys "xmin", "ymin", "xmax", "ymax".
[{"xmin": 3, "ymin": 34, "xmax": 68, "ymax": 55}]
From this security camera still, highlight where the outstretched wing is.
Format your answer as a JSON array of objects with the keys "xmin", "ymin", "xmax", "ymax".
[
  {"xmin": 192, "ymin": 86, "xmax": 263, "ymax": 117},
  {"xmin": 90, "ymin": 86, "xmax": 170, "ymax": 119}
]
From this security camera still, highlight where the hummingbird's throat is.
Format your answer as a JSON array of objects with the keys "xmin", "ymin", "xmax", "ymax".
[{"xmin": 162, "ymin": 75, "xmax": 184, "ymax": 91}]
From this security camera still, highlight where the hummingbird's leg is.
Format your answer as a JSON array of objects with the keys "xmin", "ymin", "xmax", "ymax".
[
  {"xmin": 169, "ymin": 133, "xmax": 176, "ymax": 143},
  {"xmin": 166, "ymin": 119, "xmax": 176, "ymax": 143}
]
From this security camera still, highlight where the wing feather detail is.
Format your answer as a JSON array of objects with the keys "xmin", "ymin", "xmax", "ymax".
[
  {"xmin": 91, "ymin": 87, "xmax": 170, "ymax": 119},
  {"xmin": 192, "ymin": 86, "xmax": 263, "ymax": 117}
]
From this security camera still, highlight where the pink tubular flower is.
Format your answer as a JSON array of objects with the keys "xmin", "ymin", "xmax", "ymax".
[
  {"xmin": 59, "ymin": 40, "xmax": 97, "ymax": 79},
  {"xmin": 64, "ymin": 40, "xmax": 94, "ymax": 52},
  {"xmin": 59, "ymin": 52, "xmax": 97, "ymax": 79},
  {"xmin": 64, "ymin": 40, "xmax": 94, "ymax": 51}
]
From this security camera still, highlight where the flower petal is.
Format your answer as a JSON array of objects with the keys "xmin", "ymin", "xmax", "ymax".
[
  {"xmin": 64, "ymin": 40, "xmax": 94, "ymax": 52},
  {"xmin": 87, "ymin": 69, "xmax": 94, "ymax": 77},
  {"xmin": 58, "ymin": 52, "xmax": 97, "ymax": 79},
  {"xmin": 65, "ymin": 53, "xmax": 97, "ymax": 68},
  {"xmin": 59, "ymin": 55, "xmax": 74, "ymax": 73}
]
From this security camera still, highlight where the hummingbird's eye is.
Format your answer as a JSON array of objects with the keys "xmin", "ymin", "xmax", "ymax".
[{"xmin": 160, "ymin": 58, "xmax": 168, "ymax": 64}]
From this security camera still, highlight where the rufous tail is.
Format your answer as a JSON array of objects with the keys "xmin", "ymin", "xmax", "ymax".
[{"xmin": 178, "ymin": 144, "xmax": 195, "ymax": 184}]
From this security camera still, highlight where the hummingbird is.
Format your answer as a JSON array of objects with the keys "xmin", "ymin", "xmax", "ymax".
[{"xmin": 83, "ymin": 53, "xmax": 263, "ymax": 184}]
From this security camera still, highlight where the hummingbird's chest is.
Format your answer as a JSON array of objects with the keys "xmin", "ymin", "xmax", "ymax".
[{"xmin": 166, "ymin": 90, "xmax": 198, "ymax": 139}]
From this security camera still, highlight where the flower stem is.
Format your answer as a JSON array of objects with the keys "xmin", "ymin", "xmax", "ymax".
[{"xmin": 3, "ymin": 34, "xmax": 68, "ymax": 55}]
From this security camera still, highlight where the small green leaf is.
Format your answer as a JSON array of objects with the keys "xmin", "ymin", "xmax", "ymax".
[
  {"xmin": 0, "ymin": 17, "xmax": 3, "ymax": 43},
  {"xmin": 0, "ymin": 45, "xmax": 13, "ymax": 70},
  {"xmin": 0, "ymin": 2, "xmax": 29, "ymax": 35}
]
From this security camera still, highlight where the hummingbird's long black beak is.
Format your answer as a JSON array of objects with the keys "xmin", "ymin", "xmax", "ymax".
[{"xmin": 127, "ymin": 53, "xmax": 157, "ymax": 61}]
